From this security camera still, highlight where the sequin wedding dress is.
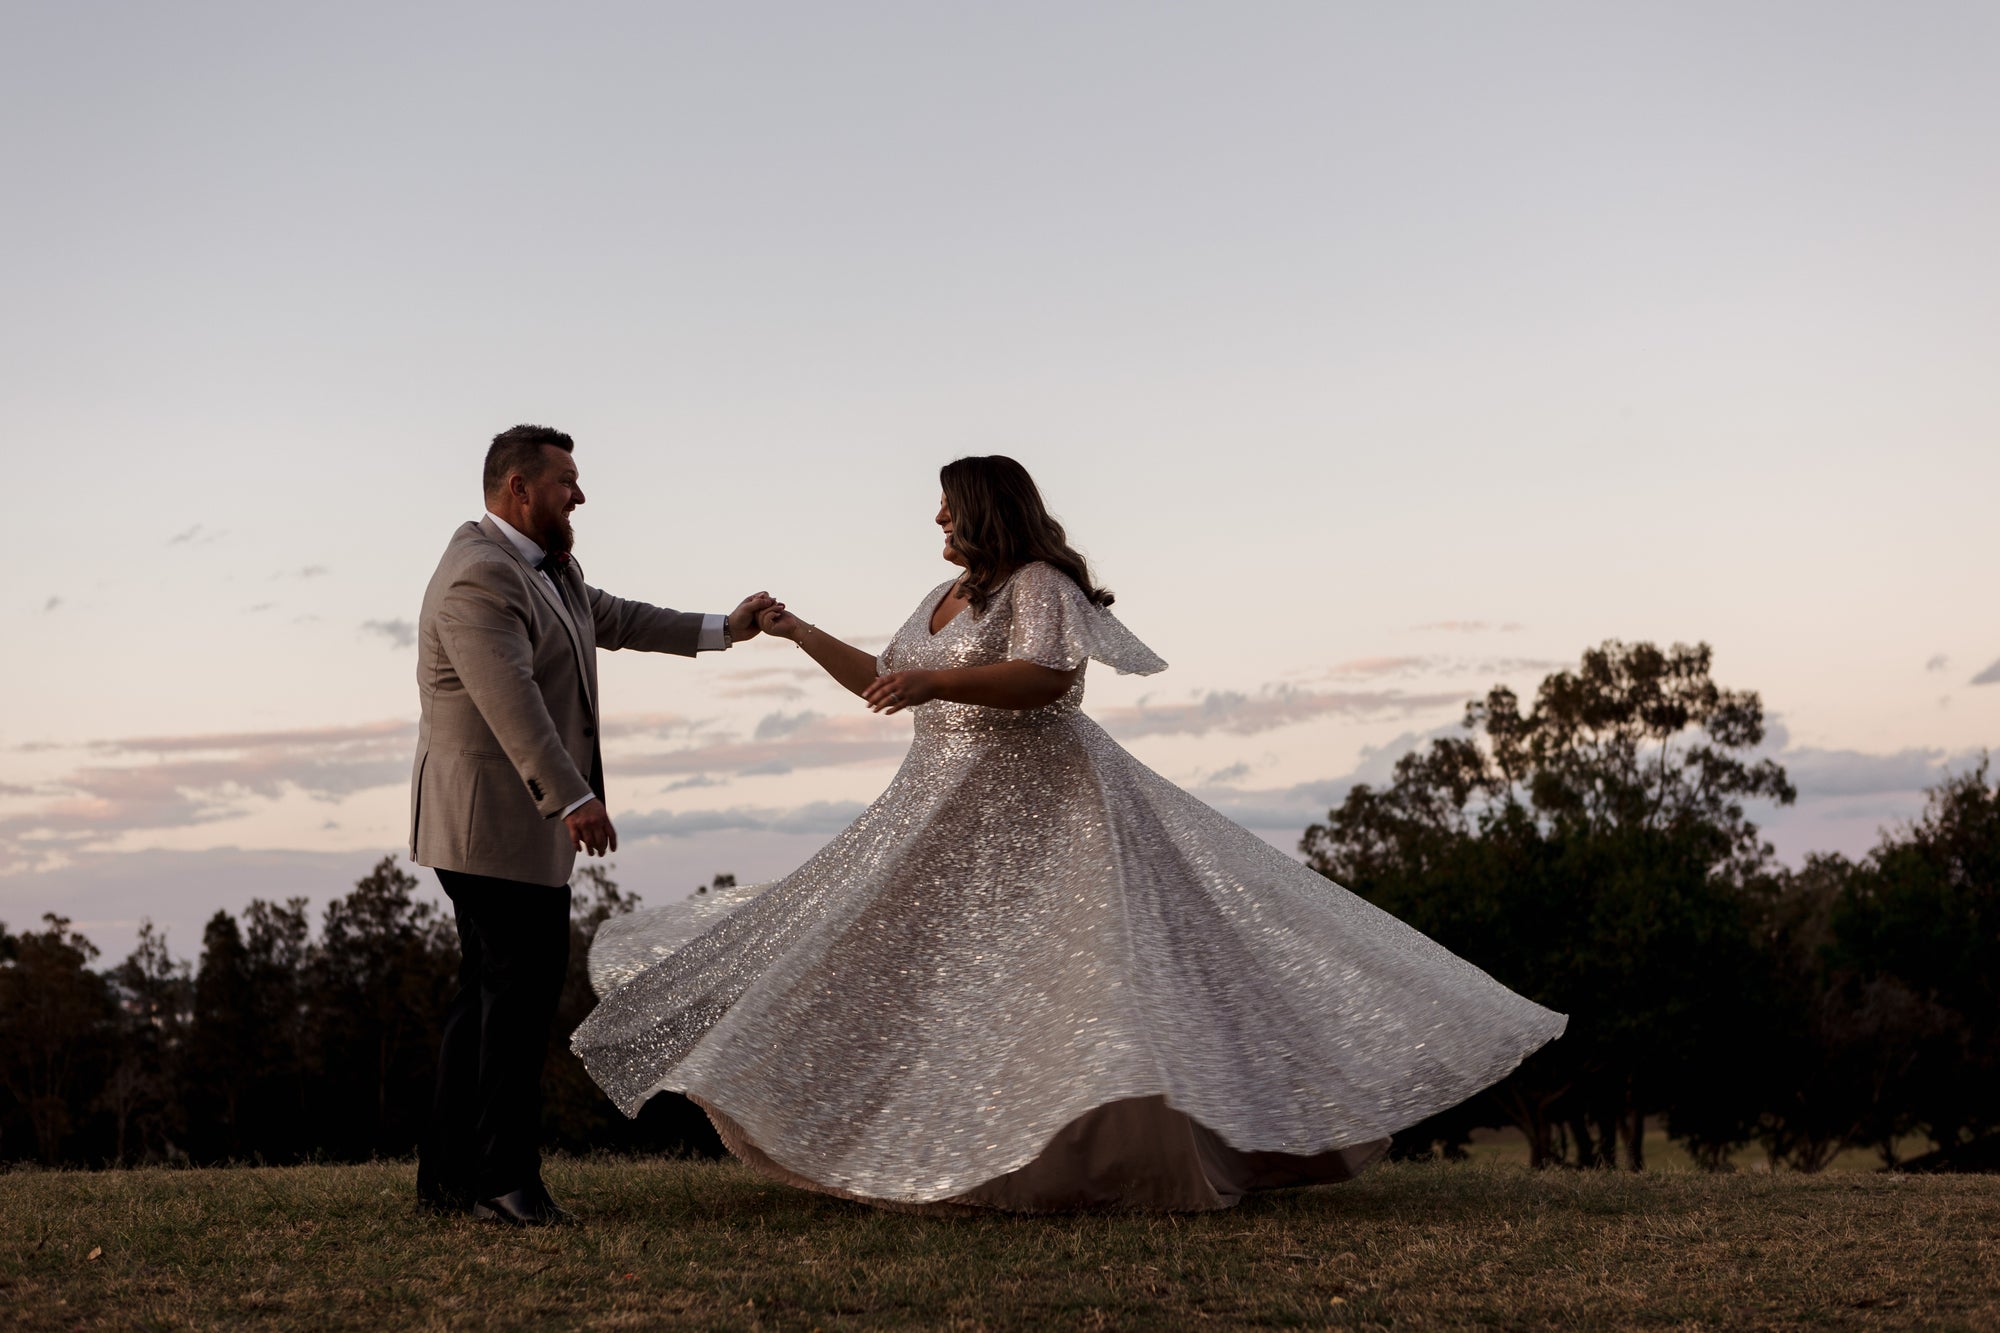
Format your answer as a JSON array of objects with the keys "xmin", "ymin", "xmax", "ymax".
[{"xmin": 572, "ymin": 563, "xmax": 1565, "ymax": 1212}]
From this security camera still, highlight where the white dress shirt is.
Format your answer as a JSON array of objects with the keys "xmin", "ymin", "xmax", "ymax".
[{"xmin": 485, "ymin": 511, "xmax": 728, "ymax": 818}]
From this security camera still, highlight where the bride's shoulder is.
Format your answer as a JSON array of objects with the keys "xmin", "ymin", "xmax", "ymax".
[{"xmin": 1007, "ymin": 561, "xmax": 1084, "ymax": 598}]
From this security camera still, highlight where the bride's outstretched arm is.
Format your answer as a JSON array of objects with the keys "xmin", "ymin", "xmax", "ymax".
[{"xmin": 758, "ymin": 607, "xmax": 880, "ymax": 698}]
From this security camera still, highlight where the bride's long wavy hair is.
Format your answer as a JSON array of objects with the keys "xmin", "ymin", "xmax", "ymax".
[{"xmin": 940, "ymin": 455, "xmax": 1113, "ymax": 612}]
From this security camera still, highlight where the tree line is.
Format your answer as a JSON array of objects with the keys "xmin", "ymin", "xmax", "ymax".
[
  {"xmin": 0, "ymin": 861, "xmax": 732, "ymax": 1167},
  {"xmin": 2, "ymin": 639, "xmax": 1995, "ymax": 1172},
  {"xmin": 1303, "ymin": 640, "xmax": 2000, "ymax": 1172}
]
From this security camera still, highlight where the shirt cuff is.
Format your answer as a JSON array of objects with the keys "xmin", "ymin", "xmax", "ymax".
[
  {"xmin": 696, "ymin": 613, "xmax": 729, "ymax": 653},
  {"xmin": 560, "ymin": 793, "xmax": 595, "ymax": 819}
]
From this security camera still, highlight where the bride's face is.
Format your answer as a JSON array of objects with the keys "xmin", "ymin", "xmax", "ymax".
[{"xmin": 936, "ymin": 495, "xmax": 966, "ymax": 567}]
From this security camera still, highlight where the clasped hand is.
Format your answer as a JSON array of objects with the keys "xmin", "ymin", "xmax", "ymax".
[{"xmin": 728, "ymin": 592, "xmax": 780, "ymax": 641}]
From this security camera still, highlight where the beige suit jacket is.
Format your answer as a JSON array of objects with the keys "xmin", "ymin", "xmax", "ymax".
[{"xmin": 408, "ymin": 517, "xmax": 707, "ymax": 886}]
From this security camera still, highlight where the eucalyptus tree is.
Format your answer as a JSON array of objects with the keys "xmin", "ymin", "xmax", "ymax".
[{"xmin": 1303, "ymin": 640, "xmax": 1794, "ymax": 1169}]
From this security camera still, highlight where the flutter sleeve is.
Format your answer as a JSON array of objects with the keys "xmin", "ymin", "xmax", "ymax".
[{"xmin": 1005, "ymin": 562, "xmax": 1167, "ymax": 676}]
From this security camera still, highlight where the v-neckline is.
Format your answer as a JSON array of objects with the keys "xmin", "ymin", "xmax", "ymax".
[
  {"xmin": 927, "ymin": 565, "xmax": 1031, "ymax": 637},
  {"xmin": 927, "ymin": 580, "xmax": 971, "ymax": 637}
]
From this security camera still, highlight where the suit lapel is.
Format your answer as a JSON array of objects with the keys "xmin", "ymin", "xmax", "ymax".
[
  {"xmin": 560, "ymin": 562, "xmax": 601, "ymax": 697},
  {"xmin": 476, "ymin": 517, "xmax": 596, "ymax": 713}
]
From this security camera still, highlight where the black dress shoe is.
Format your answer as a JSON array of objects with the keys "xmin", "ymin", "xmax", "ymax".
[{"xmin": 473, "ymin": 1188, "xmax": 568, "ymax": 1227}]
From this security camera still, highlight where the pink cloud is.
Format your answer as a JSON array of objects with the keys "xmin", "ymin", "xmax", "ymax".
[
  {"xmin": 1326, "ymin": 656, "xmax": 1435, "ymax": 677},
  {"xmin": 92, "ymin": 720, "xmax": 415, "ymax": 755},
  {"xmin": 1099, "ymin": 686, "xmax": 1465, "ymax": 740},
  {"xmin": 1, "ymin": 721, "xmax": 421, "ymax": 865}
]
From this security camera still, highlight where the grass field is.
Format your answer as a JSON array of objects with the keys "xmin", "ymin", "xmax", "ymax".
[{"xmin": 4, "ymin": 1156, "xmax": 1997, "ymax": 1331}]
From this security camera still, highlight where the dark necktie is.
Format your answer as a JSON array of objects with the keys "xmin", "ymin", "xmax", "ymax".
[{"xmin": 537, "ymin": 554, "xmax": 570, "ymax": 610}]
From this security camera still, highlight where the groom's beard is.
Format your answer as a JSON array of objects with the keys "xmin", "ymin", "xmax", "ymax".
[{"xmin": 543, "ymin": 512, "xmax": 575, "ymax": 558}]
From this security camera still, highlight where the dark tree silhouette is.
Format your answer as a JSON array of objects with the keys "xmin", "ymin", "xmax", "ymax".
[
  {"xmin": 0, "ymin": 856, "xmax": 737, "ymax": 1169},
  {"xmin": 1750, "ymin": 850, "xmax": 1961, "ymax": 1170},
  {"xmin": 100, "ymin": 921, "xmax": 192, "ymax": 1165},
  {"xmin": 1303, "ymin": 641, "xmax": 1795, "ymax": 1170},
  {"xmin": 1828, "ymin": 757, "xmax": 2000, "ymax": 1167},
  {"xmin": 0, "ymin": 916, "xmax": 113, "ymax": 1163},
  {"xmin": 184, "ymin": 910, "xmax": 256, "ymax": 1160},
  {"xmin": 311, "ymin": 857, "xmax": 458, "ymax": 1159}
]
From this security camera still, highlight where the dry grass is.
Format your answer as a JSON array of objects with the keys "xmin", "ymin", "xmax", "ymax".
[{"xmin": 3, "ymin": 1156, "xmax": 1997, "ymax": 1330}]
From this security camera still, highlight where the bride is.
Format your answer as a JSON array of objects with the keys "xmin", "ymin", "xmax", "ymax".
[{"xmin": 572, "ymin": 456, "xmax": 1564, "ymax": 1212}]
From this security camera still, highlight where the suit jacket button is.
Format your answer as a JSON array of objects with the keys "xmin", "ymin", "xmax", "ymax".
[{"xmin": 583, "ymin": 724, "xmax": 595, "ymax": 738}]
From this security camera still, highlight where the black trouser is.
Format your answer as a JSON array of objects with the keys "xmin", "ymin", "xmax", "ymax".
[{"xmin": 418, "ymin": 868, "xmax": 571, "ymax": 1204}]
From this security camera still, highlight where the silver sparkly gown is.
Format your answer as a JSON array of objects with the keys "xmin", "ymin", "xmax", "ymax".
[{"xmin": 573, "ymin": 562, "xmax": 1566, "ymax": 1212}]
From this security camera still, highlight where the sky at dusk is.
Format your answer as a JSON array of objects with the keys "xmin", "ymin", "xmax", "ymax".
[{"xmin": 3, "ymin": 2, "xmax": 1997, "ymax": 958}]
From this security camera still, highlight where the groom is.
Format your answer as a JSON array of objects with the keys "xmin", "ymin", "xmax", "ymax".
[{"xmin": 410, "ymin": 423, "xmax": 774, "ymax": 1225}]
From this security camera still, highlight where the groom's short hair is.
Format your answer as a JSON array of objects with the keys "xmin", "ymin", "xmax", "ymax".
[{"xmin": 483, "ymin": 424, "xmax": 575, "ymax": 498}]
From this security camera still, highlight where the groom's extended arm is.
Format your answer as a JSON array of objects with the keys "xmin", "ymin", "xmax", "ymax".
[
  {"xmin": 587, "ymin": 584, "xmax": 776, "ymax": 653},
  {"xmin": 585, "ymin": 585, "xmax": 711, "ymax": 655}
]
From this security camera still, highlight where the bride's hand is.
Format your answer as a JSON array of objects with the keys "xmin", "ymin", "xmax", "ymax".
[
  {"xmin": 758, "ymin": 605, "xmax": 802, "ymax": 640},
  {"xmin": 862, "ymin": 670, "xmax": 938, "ymax": 715}
]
